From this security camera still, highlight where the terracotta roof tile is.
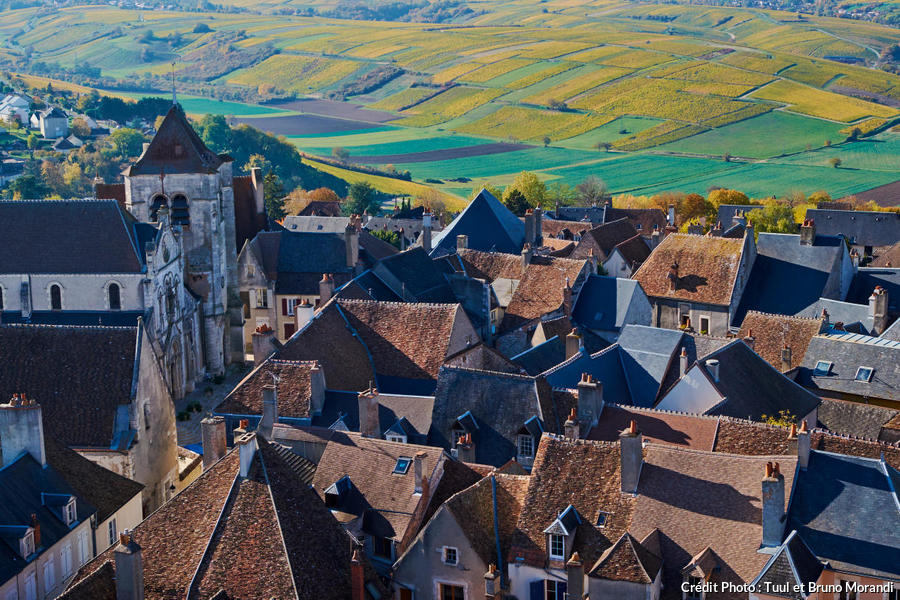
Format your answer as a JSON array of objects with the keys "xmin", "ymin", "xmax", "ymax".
[
  {"xmin": 540, "ymin": 219, "xmax": 592, "ymax": 239},
  {"xmin": 605, "ymin": 207, "xmax": 668, "ymax": 234},
  {"xmin": 587, "ymin": 405, "xmax": 719, "ymax": 451},
  {"xmin": 738, "ymin": 312, "xmax": 824, "ymax": 371},
  {"xmin": 590, "ymin": 532, "xmax": 662, "ymax": 583},
  {"xmin": 217, "ymin": 359, "xmax": 318, "ymax": 419},
  {"xmin": 572, "ymin": 218, "xmax": 641, "ymax": 260},
  {"xmin": 870, "ymin": 240, "xmax": 900, "ymax": 267},
  {"xmin": 633, "ymin": 233, "xmax": 745, "ymax": 306}
]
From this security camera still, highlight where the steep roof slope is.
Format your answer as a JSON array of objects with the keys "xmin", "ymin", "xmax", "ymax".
[
  {"xmin": 429, "ymin": 189, "xmax": 524, "ymax": 257},
  {"xmin": 127, "ymin": 104, "xmax": 226, "ymax": 176}
]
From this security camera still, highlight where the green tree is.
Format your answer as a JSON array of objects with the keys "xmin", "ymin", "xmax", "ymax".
[
  {"xmin": 26, "ymin": 134, "xmax": 39, "ymax": 150},
  {"xmin": 502, "ymin": 188, "xmax": 532, "ymax": 217},
  {"xmin": 546, "ymin": 181, "xmax": 576, "ymax": 206},
  {"xmin": 109, "ymin": 128, "xmax": 146, "ymax": 158},
  {"xmin": 472, "ymin": 183, "xmax": 504, "ymax": 201},
  {"xmin": 9, "ymin": 174, "xmax": 47, "ymax": 200},
  {"xmin": 371, "ymin": 229, "xmax": 401, "ymax": 249},
  {"xmin": 574, "ymin": 175, "xmax": 607, "ymax": 206},
  {"xmin": 542, "ymin": 136, "xmax": 551, "ymax": 148},
  {"xmin": 332, "ymin": 147, "xmax": 350, "ymax": 162},
  {"xmin": 247, "ymin": 154, "xmax": 272, "ymax": 175},
  {"xmin": 197, "ymin": 114, "xmax": 233, "ymax": 153},
  {"xmin": 345, "ymin": 181, "xmax": 379, "ymax": 215},
  {"xmin": 746, "ymin": 204, "xmax": 796, "ymax": 234},
  {"xmin": 828, "ymin": 157, "xmax": 842, "ymax": 168},
  {"xmin": 263, "ymin": 172, "xmax": 286, "ymax": 221},
  {"xmin": 507, "ymin": 171, "xmax": 547, "ymax": 208}
]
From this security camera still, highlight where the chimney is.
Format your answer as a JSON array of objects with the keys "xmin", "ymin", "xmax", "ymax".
[
  {"xmin": 619, "ymin": 420, "xmax": 643, "ymax": 494},
  {"xmin": 422, "ymin": 212, "xmax": 433, "ymax": 253},
  {"xmin": 250, "ymin": 167, "xmax": 264, "ymax": 215},
  {"xmin": 667, "ymin": 204, "xmax": 675, "ymax": 226},
  {"xmin": 456, "ymin": 234, "xmax": 468, "ymax": 250},
  {"xmin": 524, "ymin": 209, "xmax": 536, "ymax": 246},
  {"xmin": 797, "ymin": 420, "xmax": 810, "ymax": 470},
  {"xmin": 114, "ymin": 532, "xmax": 144, "ymax": 600},
  {"xmin": 484, "ymin": 564, "xmax": 500, "ymax": 598},
  {"xmin": 534, "ymin": 207, "xmax": 543, "ymax": 246},
  {"xmin": 565, "ymin": 328, "xmax": 582, "ymax": 360},
  {"xmin": 564, "ymin": 408, "xmax": 580, "ymax": 440},
  {"xmin": 576, "ymin": 373, "xmax": 603, "ymax": 425},
  {"xmin": 0, "ymin": 396, "xmax": 46, "ymax": 467},
  {"xmin": 345, "ymin": 218, "xmax": 360, "ymax": 269},
  {"xmin": 200, "ymin": 416, "xmax": 226, "ymax": 470},
  {"xmin": 141, "ymin": 142, "xmax": 150, "ymax": 154},
  {"xmin": 679, "ymin": 347, "xmax": 688, "ymax": 377},
  {"xmin": 399, "ymin": 227, "xmax": 407, "ymax": 251},
  {"xmin": 259, "ymin": 384, "xmax": 277, "ymax": 438},
  {"xmin": 319, "ymin": 274, "xmax": 334, "ymax": 304},
  {"xmin": 706, "ymin": 359, "xmax": 720, "ymax": 383},
  {"xmin": 237, "ymin": 432, "xmax": 257, "ymax": 478},
  {"xmin": 650, "ymin": 225, "xmax": 660, "ymax": 249},
  {"xmin": 351, "ymin": 547, "xmax": 365, "ymax": 600},
  {"xmin": 358, "ymin": 386, "xmax": 380, "ymax": 438},
  {"xmin": 732, "ymin": 209, "xmax": 744, "ymax": 228},
  {"xmin": 232, "ymin": 418, "xmax": 249, "ymax": 443},
  {"xmin": 781, "ymin": 345, "xmax": 792, "ymax": 372},
  {"xmin": 667, "ymin": 262, "xmax": 679, "ymax": 292},
  {"xmin": 251, "ymin": 324, "xmax": 276, "ymax": 366},
  {"xmin": 309, "ymin": 362, "xmax": 325, "ymax": 415},
  {"xmin": 566, "ymin": 553, "xmax": 584, "ymax": 600},
  {"xmin": 850, "ymin": 248, "xmax": 860, "ymax": 269},
  {"xmin": 31, "ymin": 513, "xmax": 40, "ymax": 549},
  {"xmin": 761, "ymin": 461, "xmax": 786, "ymax": 547},
  {"xmin": 456, "ymin": 433, "xmax": 476, "ymax": 463},
  {"xmin": 521, "ymin": 243, "xmax": 533, "ymax": 270},
  {"xmin": 743, "ymin": 328, "xmax": 755, "ymax": 351},
  {"xmin": 563, "ymin": 277, "xmax": 574, "ymax": 317},
  {"xmin": 413, "ymin": 451, "xmax": 428, "ymax": 494},
  {"xmin": 294, "ymin": 299, "xmax": 314, "ymax": 331},
  {"xmin": 869, "ymin": 286, "xmax": 888, "ymax": 335},
  {"xmin": 800, "ymin": 219, "xmax": 815, "ymax": 246}
]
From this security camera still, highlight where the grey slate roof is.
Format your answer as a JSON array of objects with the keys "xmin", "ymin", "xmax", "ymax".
[
  {"xmin": 0, "ymin": 200, "xmax": 145, "ymax": 274},
  {"xmin": 797, "ymin": 299, "xmax": 875, "ymax": 333},
  {"xmin": 282, "ymin": 215, "xmax": 350, "ymax": 233},
  {"xmin": 816, "ymin": 398, "xmax": 898, "ymax": 441},
  {"xmin": 553, "ymin": 205, "xmax": 605, "ymax": 224},
  {"xmin": 311, "ymin": 390, "xmax": 435, "ymax": 443},
  {"xmin": 510, "ymin": 335, "xmax": 566, "ymax": 376},
  {"xmin": 374, "ymin": 247, "xmax": 457, "ymax": 302},
  {"xmin": 751, "ymin": 530, "xmax": 824, "ymax": 599},
  {"xmin": 127, "ymin": 104, "xmax": 226, "ymax": 176},
  {"xmin": 805, "ymin": 209, "xmax": 900, "ymax": 247},
  {"xmin": 273, "ymin": 231, "xmax": 352, "ymax": 295},
  {"xmin": 429, "ymin": 189, "xmax": 524, "ymax": 257},
  {"xmin": 716, "ymin": 204, "xmax": 753, "ymax": 229},
  {"xmin": 787, "ymin": 450, "xmax": 900, "ymax": 580},
  {"xmin": 846, "ymin": 268, "xmax": 900, "ymax": 315},
  {"xmin": 798, "ymin": 332, "xmax": 900, "ymax": 403},
  {"xmin": 572, "ymin": 275, "xmax": 645, "ymax": 332}
]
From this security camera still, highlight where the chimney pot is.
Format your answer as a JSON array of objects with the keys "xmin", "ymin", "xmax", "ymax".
[
  {"xmin": 619, "ymin": 421, "xmax": 642, "ymax": 493},
  {"xmin": 114, "ymin": 529, "xmax": 144, "ymax": 600},
  {"xmin": 797, "ymin": 422, "xmax": 811, "ymax": 470},
  {"xmin": 565, "ymin": 328, "xmax": 582, "ymax": 360},
  {"xmin": 706, "ymin": 358, "xmax": 720, "ymax": 383},
  {"xmin": 679, "ymin": 346, "xmax": 688, "ymax": 377},
  {"xmin": 200, "ymin": 416, "xmax": 226, "ymax": 470},
  {"xmin": 414, "ymin": 452, "xmax": 427, "ymax": 494}
]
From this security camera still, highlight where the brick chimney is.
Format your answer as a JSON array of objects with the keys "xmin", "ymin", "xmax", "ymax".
[
  {"xmin": 800, "ymin": 219, "xmax": 815, "ymax": 246},
  {"xmin": 667, "ymin": 262, "xmax": 679, "ymax": 292},
  {"xmin": 761, "ymin": 461, "xmax": 786, "ymax": 547},
  {"xmin": 345, "ymin": 217, "xmax": 360, "ymax": 270},
  {"xmin": 358, "ymin": 386, "xmax": 380, "ymax": 438},
  {"xmin": 309, "ymin": 362, "xmax": 325, "ymax": 415},
  {"xmin": 679, "ymin": 347, "xmax": 688, "ymax": 377},
  {"xmin": 576, "ymin": 373, "xmax": 603, "ymax": 425},
  {"xmin": 781, "ymin": 345, "xmax": 792, "ymax": 372},
  {"xmin": 114, "ymin": 531, "xmax": 144, "ymax": 600},
  {"xmin": 869, "ymin": 286, "xmax": 888, "ymax": 334},
  {"xmin": 562, "ymin": 278, "xmax": 574, "ymax": 317},
  {"xmin": 619, "ymin": 420, "xmax": 643, "ymax": 494},
  {"xmin": 250, "ymin": 167, "xmax": 264, "ymax": 216},
  {"xmin": 524, "ymin": 209, "xmax": 536, "ymax": 246},
  {"xmin": 237, "ymin": 432, "xmax": 257, "ymax": 478},
  {"xmin": 251, "ymin": 324, "xmax": 276, "ymax": 366},
  {"xmin": 565, "ymin": 328, "xmax": 582, "ymax": 360},
  {"xmin": 564, "ymin": 408, "xmax": 580, "ymax": 440},
  {"xmin": 534, "ymin": 207, "xmax": 543, "ymax": 246},
  {"xmin": 706, "ymin": 358, "xmax": 720, "ymax": 383},
  {"xmin": 743, "ymin": 328, "xmax": 755, "ymax": 351},
  {"xmin": 232, "ymin": 418, "xmax": 249, "ymax": 444},
  {"xmin": 456, "ymin": 234, "xmax": 468, "ymax": 250},
  {"xmin": 456, "ymin": 433, "xmax": 476, "ymax": 463},
  {"xmin": 710, "ymin": 221, "xmax": 724, "ymax": 237},
  {"xmin": 797, "ymin": 420, "xmax": 810, "ymax": 470},
  {"xmin": 259, "ymin": 384, "xmax": 277, "ymax": 438},
  {"xmin": 566, "ymin": 552, "xmax": 584, "ymax": 600},
  {"xmin": 521, "ymin": 243, "xmax": 533, "ymax": 270},
  {"xmin": 200, "ymin": 416, "xmax": 226, "ymax": 470},
  {"xmin": 422, "ymin": 212, "xmax": 433, "ymax": 254},
  {"xmin": 294, "ymin": 299, "xmax": 314, "ymax": 331},
  {"xmin": 413, "ymin": 451, "xmax": 428, "ymax": 494},
  {"xmin": 319, "ymin": 274, "xmax": 334, "ymax": 305},
  {"xmin": 0, "ymin": 395, "xmax": 46, "ymax": 467},
  {"xmin": 351, "ymin": 547, "xmax": 365, "ymax": 600}
]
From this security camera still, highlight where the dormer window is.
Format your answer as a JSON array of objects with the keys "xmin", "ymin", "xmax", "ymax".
[
  {"xmin": 854, "ymin": 366, "xmax": 873, "ymax": 382},
  {"xmin": 813, "ymin": 360, "xmax": 832, "ymax": 376},
  {"xmin": 517, "ymin": 434, "xmax": 534, "ymax": 460},
  {"xmin": 325, "ymin": 476, "xmax": 351, "ymax": 508},
  {"xmin": 386, "ymin": 433, "xmax": 407, "ymax": 444},
  {"xmin": 684, "ymin": 575, "xmax": 703, "ymax": 600},
  {"xmin": 64, "ymin": 498, "xmax": 77, "ymax": 526},
  {"xmin": 549, "ymin": 534, "xmax": 565, "ymax": 560},
  {"xmin": 543, "ymin": 504, "xmax": 580, "ymax": 562},
  {"xmin": 393, "ymin": 457, "xmax": 412, "ymax": 474},
  {"xmin": 21, "ymin": 529, "xmax": 34, "ymax": 558}
]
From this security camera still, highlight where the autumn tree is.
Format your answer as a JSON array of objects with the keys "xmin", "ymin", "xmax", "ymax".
[{"xmin": 575, "ymin": 175, "xmax": 607, "ymax": 206}]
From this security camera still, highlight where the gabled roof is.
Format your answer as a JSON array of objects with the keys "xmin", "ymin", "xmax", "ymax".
[
  {"xmin": 611, "ymin": 234, "xmax": 651, "ymax": 267},
  {"xmin": 0, "ymin": 200, "xmax": 145, "ymax": 274},
  {"xmin": 127, "ymin": 104, "xmax": 227, "ymax": 176},
  {"xmin": 282, "ymin": 215, "xmax": 350, "ymax": 233},
  {"xmin": 870, "ymin": 240, "xmax": 900, "ymax": 267},
  {"xmin": 575, "ymin": 218, "xmax": 640, "ymax": 258},
  {"xmin": 310, "ymin": 390, "xmax": 435, "ymax": 441},
  {"xmin": 787, "ymin": 450, "xmax": 900, "ymax": 580},
  {"xmin": 216, "ymin": 359, "xmax": 319, "ymax": 420},
  {"xmin": 604, "ymin": 207, "xmax": 667, "ymax": 233},
  {"xmin": 429, "ymin": 189, "xmax": 524, "ymax": 257},
  {"xmin": 590, "ymin": 532, "xmax": 662, "ymax": 584},
  {"xmin": 846, "ymin": 267, "xmax": 900, "ymax": 314},
  {"xmin": 540, "ymin": 218, "xmax": 592, "ymax": 239},
  {"xmin": 805, "ymin": 209, "xmax": 900, "ymax": 247},
  {"xmin": 375, "ymin": 247, "xmax": 456, "ymax": 302},
  {"xmin": 751, "ymin": 530, "xmax": 824, "ymax": 599},
  {"xmin": 587, "ymin": 404, "xmax": 719, "ymax": 451},
  {"xmin": 272, "ymin": 231, "xmax": 353, "ymax": 295},
  {"xmin": 798, "ymin": 331, "xmax": 900, "ymax": 403},
  {"xmin": 572, "ymin": 275, "xmax": 648, "ymax": 333},
  {"xmin": 633, "ymin": 233, "xmax": 745, "ymax": 306},
  {"xmin": 0, "ymin": 324, "xmax": 140, "ymax": 448},
  {"xmin": 797, "ymin": 298, "xmax": 875, "ymax": 333},
  {"xmin": 738, "ymin": 312, "xmax": 824, "ymax": 371},
  {"xmin": 816, "ymin": 398, "xmax": 898, "ymax": 441}
]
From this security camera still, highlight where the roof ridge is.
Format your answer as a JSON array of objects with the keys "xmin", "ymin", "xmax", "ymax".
[
  {"xmin": 812, "ymin": 428, "xmax": 900, "ymax": 448},
  {"xmin": 543, "ymin": 432, "xmax": 618, "ymax": 448},
  {"xmin": 0, "ymin": 323, "xmax": 138, "ymax": 331},
  {"xmin": 338, "ymin": 298, "xmax": 457, "ymax": 310},
  {"xmin": 440, "ymin": 364, "xmax": 536, "ymax": 381},
  {"xmin": 744, "ymin": 310, "xmax": 825, "ymax": 324},
  {"xmin": 0, "ymin": 198, "xmax": 119, "ymax": 204},
  {"xmin": 649, "ymin": 442, "xmax": 799, "ymax": 462}
]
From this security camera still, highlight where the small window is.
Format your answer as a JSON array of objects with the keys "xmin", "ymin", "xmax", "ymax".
[
  {"xmin": 596, "ymin": 511, "xmax": 611, "ymax": 527},
  {"xmin": 442, "ymin": 546, "xmax": 458, "ymax": 565},
  {"xmin": 545, "ymin": 581, "xmax": 566, "ymax": 600},
  {"xmin": 108, "ymin": 282, "xmax": 121, "ymax": 310},
  {"xmin": 393, "ymin": 457, "xmax": 412, "ymax": 474},
  {"xmin": 854, "ymin": 366, "xmax": 873, "ymax": 382},
  {"xmin": 107, "ymin": 518, "xmax": 117, "ymax": 547},
  {"xmin": 699, "ymin": 316, "xmax": 710, "ymax": 335},
  {"xmin": 813, "ymin": 360, "xmax": 832, "ymax": 376},
  {"xmin": 21, "ymin": 530, "xmax": 35, "ymax": 558},
  {"xmin": 684, "ymin": 575, "xmax": 703, "ymax": 600},
  {"xmin": 517, "ymin": 434, "xmax": 534, "ymax": 459},
  {"xmin": 64, "ymin": 498, "xmax": 77, "ymax": 526},
  {"xmin": 386, "ymin": 434, "xmax": 407, "ymax": 444},
  {"xmin": 548, "ymin": 533, "xmax": 565, "ymax": 560},
  {"xmin": 50, "ymin": 284, "xmax": 62, "ymax": 310},
  {"xmin": 837, "ymin": 583, "xmax": 858, "ymax": 600},
  {"xmin": 440, "ymin": 584, "xmax": 464, "ymax": 600},
  {"xmin": 373, "ymin": 536, "xmax": 393, "ymax": 559},
  {"xmin": 255, "ymin": 289, "xmax": 268, "ymax": 309}
]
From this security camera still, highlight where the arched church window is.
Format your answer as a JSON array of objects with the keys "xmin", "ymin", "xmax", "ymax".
[
  {"xmin": 108, "ymin": 283, "xmax": 121, "ymax": 310},
  {"xmin": 150, "ymin": 194, "xmax": 169, "ymax": 221},
  {"xmin": 50, "ymin": 284, "xmax": 62, "ymax": 310},
  {"xmin": 172, "ymin": 194, "xmax": 190, "ymax": 226}
]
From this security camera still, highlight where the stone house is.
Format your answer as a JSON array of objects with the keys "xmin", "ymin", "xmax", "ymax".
[{"xmin": 36, "ymin": 107, "xmax": 68, "ymax": 139}]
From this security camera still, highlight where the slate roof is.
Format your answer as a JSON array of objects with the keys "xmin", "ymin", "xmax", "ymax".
[
  {"xmin": 787, "ymin": 450, "xmax": 900, "ymax": 580},
  {"xmin": 0, "ymin": 324, "xmax": 139, "ymax": 449},
  {"xmin": 573, "ymin": 218, "xmax": 641, "ymax": 259},
  {"xmin": 590, "ymin": 532, "xmax": 662, "ymax": 584},
  {"xmin": 430, "ymin": 367, "xmax": 547, "ymax": 466},
  {"xmin": 816, "ymin": 398, "xmax": 898, "ymax": 440},
  {"xmin": 375, "ymin": 247, "xmax": 456, "ymax": 302},
  {"xmin": 429, "ymin": 189, "xmax": 524, "ymax": 257},
  {"xmin": 611, "ymin": 234, "xmax": 652, "ymax": 268},
  {"xmin": 733, "ymin": 233, "xmax": 845, "ymax": 324},
  {"xmin": 751, "ymin": 530, "xmax": 824, "ymax": 600},
  {"xmin": 554, "ymin": 205, "xmax": 605, "ymax": 224},
  {"xmin": 716, "ymin": 204, "xmax": 754, "ymax": 229},
  {"xmin": 604, "ymin": 207, "xmax": 667, "ymax": 233},
  {"xmin": 798, "ymin": 332, "xmax": 900, "ymax": 403},
  {"xmin": 587, "ymin": 404, "xmax": 719, "ymax": 451},
  {"xmin": 738, "ymin": 312, "xmax": 824, "ymax": 371},
  {"xmin": 263, "ymin": 230, "xmax": 353, "ymax": 295},
  {"xmin": 282, "ymin": 215, "xmax": 350, "ymax": 233},
  {"xmin": 511, "ymin": 336, "xmax": 567, "ymax": 376},
  {"xmin": 509, "ymin": 436, "xmax": 635, "ymax": 567},
  {"xmin": 633, "ymin": 233, "xmax": 745, "ymax": 306},
  {"xmin": 572, "ymin": 275, "xmax": 646, "ymax": 332},
  {"xmin": 797, "ymin": 298, "xmax": 875, "ymax": 333},
  {"xmin": 805, "ymin": 209, "xmax": 900, "ymax": 247},
  {"xmin": 444, "ymin": 342, "xmax": 524, "ymax": 374},
  {"xmin": 657, "ymin": 340, "xmax": 822, "ymax": 422},
  {"xmin": 629, "ymin": 446, "xmax": 798, "ymax": 597},
  {"xmin": 216, "ymin": 359, "xmax": 318, "ymax": 420},
  {"xmin": 0, "ymin": 452, "xmax": 97, "ymax": 583},
  {"xmin": 127, "ymin": 104, "xmax": 227, "ymax": 176},
  {"xmin": 846, "ymin": 267, "xmax": 900, "ymax": 314},
  {"xmin": 64, "ymin": 438, "xmax": 371, "ymax": 600},
  {"xmin": 0, "ymin": 200, "xmax": 145, "ymax": 274},
  {"xmin": 310, "ymin": 390, "xmax": 435, "ymax": 442}
]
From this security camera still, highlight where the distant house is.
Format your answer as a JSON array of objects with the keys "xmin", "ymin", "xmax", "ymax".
[
  {"xmin": 804, "ymin": 208, "xmax": 900, "ymax": 255},
  {"xmin": 569, "ymin": 218, "xmax": 651, "ymax": 277},
  {"xmin": 633, "ymin": 232, "xmax": 756, "ymax": 336},
  {"xmin": 36, "ymin": 107, "xmax": 68, "ymax": 139},
  {"xmin": 0, "ymin": 159, "xmax": 24, "ymax": 186},
  {"xmin": 0, "ymin": 94, "xmax": 30, "ymax": 126}
]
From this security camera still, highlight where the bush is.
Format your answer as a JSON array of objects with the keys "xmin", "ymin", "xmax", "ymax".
[{"xmin": 193, "ymin": 23, "xmax": 212, "ymax": 33}]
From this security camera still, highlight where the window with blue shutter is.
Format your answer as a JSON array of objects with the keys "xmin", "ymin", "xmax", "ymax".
[{"xmin": 530, "ymin": 580, "xmax": 543, "ymax": 600}]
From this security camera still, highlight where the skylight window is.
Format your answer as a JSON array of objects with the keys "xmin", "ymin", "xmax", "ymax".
[
  {"xmin": 393, "ymin": 457, "xmax": 412, "ymax": 474},
  {"xmin": 813, "ymin": 360, "xmax": 833, "ymax": 376},
  {"xmin": 854, "ymin": 367, "xmax": 874, "ymax": 383},
  {"xmin": 596, "ymin": 511, "xmax": 611, "ymax": 527}
]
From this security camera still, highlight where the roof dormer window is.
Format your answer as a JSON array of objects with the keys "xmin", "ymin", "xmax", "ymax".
[
  {"xmin": 393, "ymin": 457, "xmax": 412, "ymax": 474},
  {"xmin": 854, "ymin": 366, "xmax": 873, "ymax": 382},
  {"xmin": 21, "ymin": 529, "xmax": 34, "ymax": 559},
  {"xmin": 549, "ymin": 534, "xmax": 565, "ymax": 560},
  {"xmin": 596, "ymin": 511, "xmax": 611, "ymax": 527},
  {"xmin": 813, "ymin": 360, "xmax": 832, "ymax": 376},
  {"xmin": 64, "ymin": 498, "xmax": 77, "ymax": 526}
]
